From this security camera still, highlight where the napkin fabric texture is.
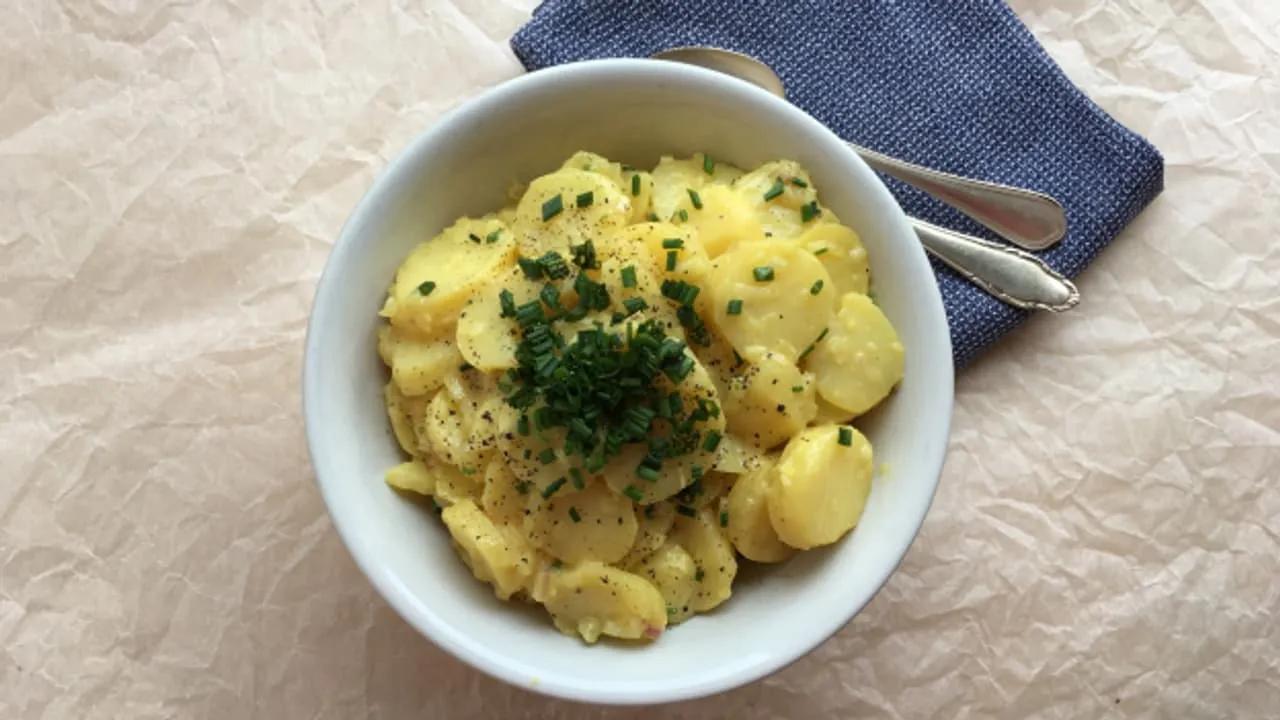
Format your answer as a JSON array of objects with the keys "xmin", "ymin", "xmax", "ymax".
[{"xmin": 511, "ymin": 1, "xmax": 1164, "ymax": 367}]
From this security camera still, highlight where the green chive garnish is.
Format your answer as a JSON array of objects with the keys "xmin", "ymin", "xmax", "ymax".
[
  {"xmin": 620, "ymin": 265, "xmax": 637, "ymax": 288},
  {"xmin": 576, "ymin": 191, "xmax": 594, "ymax": 208},
  {"xmin": 810, "ymin": 279, "xmax": 824, "ymax": 295},
  {"xmin": 676, "ymin": 505, "xmax": 697, "ymax": 518},
  {"xmin": 763, "ymin": 179, "xmax": 785, "ymax": 201},
  {"xmin": 416, "ymin": 280, "xmax": 436, "ymax": 295},
  {"xmin": 538, "ymin": 448, "xmax": 557, "ymax": 464},
  {"xmin": 537, "ymin": 251, "xmax": 570, "ymax": 280},
  {"xmin": 813, "ymin": 247, "xmax": 829, "ymax": 256},
  {"xmin": 485, "ymin": 229, "xmax": 501, "ymax": 244},
  {"xmin": 726, "ymin": 299, "xmax": 743, "ymax": 315},
  {"xmin": 623, "ymin": 485, "xmax": 644, "ymax": 502},
  {"xmin": 753, "ymin": 266, "xmax": 774, "ymax": 282},
  {"xmin": 666, "ymin": 250, "xmax": 678, "ymax": 271},
  {"xmin": 687, "ymin": 189, "xmax": 703, "ymax": 210},
  {"xmin": 636, "ymin": 465, "xmax": 660, "ymax": 482},
  {"xmin": 514, "ymin": 480, "xmax": 531, "ymax": 495},
  {"xmin": 468, "ymin": 233, "xmax": 481, "ymax": 244},
  {"xmin": 791, "ymin": 385, "xmax": 804, "ymax": 393},
  {"xmin": 838, "ymin": 426, "xmax": 853, "ymax": 446},
  {"xmin": 646, "ymin": 211, "xmax": 659, "ymax": 221},
  {"xmin": 662, "ymin": 238, "xmax": 684, "ymax": 249},
  {"xmin": 719, "ymin": 510, "xmax": 729, "ymax": 527},
  {"xmin": 701, "ymin": 430, "xmax": 722, "ymax": 452},
  {"xmin": 518, "ymin": 256, "xmax": 544, "ymax": 279},
  {"xmin": 798, "ymin": 327, "xmax": 830, "ymax": 361},
  {"xmin": 631, "ymin": 174, "xmax": 641, "ymax": 196},
  {"xmin": 517, "ymin": 414, "xmax": 530, "ymax": 436},
  {"xmin": 540, "ymin": 283, "xmax": 562, "ymax": 309},
  {"xmin": 801, "ymin": 201, "xmax": 821, "ymax": 223},
  {"xmin": 541, "ymin": 194, "xmax": 563, "ymax": 221},
  {"xmin": 570, "ymin": 468, "xmax": 585, "ymax": 490},
  {"xmin": 790, "ymin": 177, "xmax": 809, "ymax": 188},
  {"xmin": 694, "ymin": 568, "xmax": 705, "ymax": 582},
  {"xmin": 703, "ymin": 154, "xmax": 715, "ymax": 174},
  {"xmin": 541, "ymin": 477, "xmax": 567, "ymax": 498},
  {"xmin": 568, "ymin": 506, "xmax": 581, "ymax": 523}
]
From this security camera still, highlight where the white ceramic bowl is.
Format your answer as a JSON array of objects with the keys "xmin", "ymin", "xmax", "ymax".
[{"xmin": 304, "ymin": 59, "xmax": 953, "ymax": 705}]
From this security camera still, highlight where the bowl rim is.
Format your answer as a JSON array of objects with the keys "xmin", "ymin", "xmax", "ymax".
[{"xmin": 303, "ymin": 57, "xmax": 954, "ymax": 705}]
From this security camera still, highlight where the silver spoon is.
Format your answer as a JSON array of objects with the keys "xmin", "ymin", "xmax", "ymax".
[
  {"xmin": 652, "ymin": 47, "xmax": 1068, "ymax": 251},
  {"xmin": 653, "ymin": 47, "xmax": 1079, "ymax": 313}
]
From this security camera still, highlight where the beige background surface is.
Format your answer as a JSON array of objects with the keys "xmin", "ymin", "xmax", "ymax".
[{"xmin": 3, "ymin": 1, "xmax": 1278, "ymax": 718}]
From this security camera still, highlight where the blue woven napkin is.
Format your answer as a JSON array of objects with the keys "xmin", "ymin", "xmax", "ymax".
[{"xmin": 511, "ymin": 1, "xmax": 1164, "ymax": 367}]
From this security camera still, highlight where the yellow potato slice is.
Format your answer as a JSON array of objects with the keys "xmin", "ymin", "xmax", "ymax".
[
  {"xmin": 726, "ymin": 456, "xmax": 795, "ymax": 563},
  {"xmin": 721, "ymin": 348, "xmax": 818, "ymax": 449},
  {"xmin": 706, "ymin": 240, "xmax": 838, "ymax": 361},
  {"xmin": 381, "ymin": 216, "xmax": 516, "ymax": 337},
  {"xmin": 420, "ymin": 372, "xmax": 504, "ymax": 470},
  {"xmin": 669, "ymin": 507, "xmax": 737, "ymax": 612},
  {"xmin": 686, "ymin": 184, "xmax": 766, "ymax": 258},
  {"xmin": 767, "ymin": 425, "xmax": 873, "ymax": 549},
  {"xmin": 806, "ymin": 292, "xmax": 905, "ymax": 416},
  {"xmin": 442, "ymin": 499, "xmax": 536, "ymax": 600},
  {"xmin": 797, "ymin": 223, "xmax": 870, "ymax": 296},
  {"xmin": 383, "ymin": 382, "xmax": 420, "ymax": 457},
  {"xmin": 622, "ymin": 169, "xmax": 655, "ymax": 224},
  {"xmin": 540, "ymin": 561, "xmax": 667, "ymax": 643},
  {"xmin": 389, "ymin": 335, "xmax": 464, "ymax": 397},
  {"xmin": 632, "ymin": 542, "xmax": 699, "ymax": 625},
  {"xmin": 513, "ymin": 169, "xmax": 630, "ymax": 257},
  {"xmin": 733, "ymin": 160, "xmax": 829, "ymax": 240},
  {"xmin": 712, "ymin": 433, "xmax": 768, "ymax": 474},
  {"xmin": 673, "ymin": 469, "xmax": 734, "ymax": 510},
  {"xmin": 523, "ymin": 478, "xmax": 638, "ymax": 564},
  {"xmin": 560, "ymin": 150, "xmax": 626, "ymax": 191},
  {"xmin": 384, "ymin": 460, "xmax": 435, "ymax": 496},
  {"xmin": 650, "ymin": 155, "xmax": 708, "ymax": 221},
  {"xmin": 429, "ymin": 459, "xmax": 483, "ymax": 507},
  {"xmin": 455, "ymin": 265, "xmax": 546, "ymax": 371},
  {"xmin": 606, "ymin": 222, "xmax": 710, "ymax": 286},
  {"xmin": 812, "ymin": 397, "xmax": 856, "ymax": 425},
  {"xmin": 619, "ymin": 501, "xmax": 676, "ymax": 569},
  {"xmin": 480, "ymin": 457, "xmax": 525, "ymax": 527}
]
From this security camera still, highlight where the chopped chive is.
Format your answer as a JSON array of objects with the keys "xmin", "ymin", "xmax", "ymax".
[
  {"xmin": 690, "ymin": 463, "xmax": 703, "ymax": 481},
  {"xmin": 514, "ymin": 480, "xmax": 531, "ymax": 494},
  {"xmin": 485, "ymin": 229, "xmax": 501, "ymax": 244},
  {"xmin": 568, "ymin": 506, "xmax": 582, "ymax": 523},
  {"xmin": 838, "ymin": 426, "xmax": 853, "ymax": 446},
  {"xmin": 813, "ymin": 246, "xmax": 829, "ymax": 256},
  {"xmin": 719, "ymin": 510, "xmax": 729, "ymax": 527},
  {"xmin": 518, "ymin": 256, "xmax": 544, "ymax": 279},
  {"xmin": 677, "ymin": 209, "xmax": 689, "ymax": 222},
  {"xmin": 791, "ymin": 385, "xmax": 804, "ymax": 393},
  {"xmin": 646, "ymin": 211, "xmax": 659, "ymax": 221},
  {"xmin": 701, "ymin": 430, "xmax": 722, "ymax": 452},
  {"xmin": 514, "ymin": 300, "xmax": 545, "ymax": 328},
  {"xmin": 810, "ymin": 279, "xmax": 824, "ymax": 295},
  {"xmin": 620, "ymin": 265, "xmax": 637, "ymax": 288},
  {"xmin": 537, "ymin": 251, "xmax": 570, "ymax": 280},
  {"xmin": 468, "ymin": 233, "xmax": 482, "ymax": 244},
  {"xmin": 540, "ymin": 283, "xmax": 562, "ymax": 309},
  {"xmin": 801, "ymin": 201, "xmax": 821, "ymax": 223},
  {"xmin": 790, "ymin": 177, "xmax": 809, "ymax": 188},
  {"xmin": 666, "ymin": 250, "xmax": 678, "ymax": 271},
  {"xmin": 694, "ymin": 568, "xmax": 705, "ymax": 582},
  {"xmin": 798, "ymin": 327, "xmax": 830, "ymax": 361},
  {"xmin": 662, "ymin": 238, "xmax": 684, "ymax": 249},
  {"xmin": 623, "ymin": 485, "xmax": 644, "ymax": 502},
  {"xmin": 687, "ymin": 189, "xmax": 703, "ymax": 210},
  {"xmin": 703, "ymin": 154, "xmax": 715, "ymax": 174},
  {"xmin": 726, "ymin": 299, "xmax": 743, "ymax": 315},
  {"xmin": 541, "ymin": 476, "xmax": 567, "ymax": 498},
  {"xmin": 416, "ymin": 280, "xmax": 436, "ymax": 295},
  {"xmin": 753, "ymin": 266, "xmax": 775, "ymax": 282},
  {"xmin": 622, "ymin": 297, "xmax": 647, "ymax": 315},
  {"xmin": 763, "ymin": 178, "xmax": 785, "ymax": 201},
  {"xmin": 676, "ymin": 505, "xmax": 697, "ymax": 518},
  {"xmin": 576, "ymin": 191, "xmax": 594, "ymax": 208},
  {"xmin": 538, "ymin": 448, "xmax": 557, "ymax": 464},
  {"xmin": 631, "ymin": 173, "xmax": 641, "ymax": 196},
  {"xmin": 541, "ymin": 194, "xmax": 563, "ymax": 221},
  {"xmin": 570, "ymin": 468, "xmax": 585, "ymax": 490},
  {"xmin": 636, "ymin": 465, "xmax": 660, "ymax": 482},
  {"xmin": 517, "ymin": 414, "xmax": 530, "ymax": 436}
]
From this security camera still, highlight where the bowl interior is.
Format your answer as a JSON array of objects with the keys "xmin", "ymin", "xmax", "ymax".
[{"xmin": 305, "ymin": 59, "xmax": 952, "ymax": 704}]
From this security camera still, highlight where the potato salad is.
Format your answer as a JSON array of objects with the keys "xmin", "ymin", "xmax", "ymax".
[{"xmin": 377, "ymin": 151, "xmax": 905, "ymax": 643}]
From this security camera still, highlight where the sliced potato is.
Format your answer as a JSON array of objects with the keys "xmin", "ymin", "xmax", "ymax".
[
  {"xmin": 384, "ymin": 460, "xmax": 435, "ymax": 496},
  {"xmin": 686, "ymin": 184, "xmax": 766, "ymax": 258},
  {"xmin": 632, "ymin": 542, "xmax": 698, "ymax": 624},
  {"xmin": 721, "ymin": 348, "xmax": 818, "ymax": 449},
  {"xmin": 706, "ymin": 240, "xmax": 838, "ymax": 361},
  {"xmin": 806, "ymin": 292, "xmax": 905, "ymax": 416},
  {"xmin": 455, "ymin": 265, "xmax": 546, "ymax": 371},
  {"xmin": 389, "ymin": 335, "xmax": 464, "ymax": 397},
  {"xmin": 726, "ymin": 456, "xmax": 795, "ymax": 562},
  {"xmin": 384, "ymin": 382, "xmax": 425, "ymax": 457},
  {"xmin": 713, "ymin": 432, "xmax": 767, "ymax": 474},
  {"xmin": 420, "ymin": 372, "xmax": 504, "ymax": 470},
  {"xmin": 650, "ymin": 155, "xmax": 708, "ymax": 221},
  {"xmin": 523, "ymin": 478, "xmax": 638, "ymax": 564},
  {"xmin": 560, "ymin": 150, "xmax": 626, "ymax": 191},
  {"xmin": 797, "ymin": 223, "xmax": 869, "ymax": 296},
  {"xmin": 619, "ymin": 501, "xmax": 676, "ymax": 569},
  {"xmin": 669, "ymin": 507, "xmax": 737, "ymax": 612},
  {"xmin": 673, "ymin": 470, "xmax": 734, "ymax": 510},
  {"xmin": 622, "ymin": 169, "xmax": 655, "ymax": 224},
  {"xmin": 430, "ymin": 459, "xmax": 483, "ymax": 507},
  {"xmin": 381, "ymin": 216, "xmax": 516, "ymax": 337},
  {"xmin": 480, "ymin": 457, "xmax": 526, "ymax": 527},
  {"xmin": 733, "ymin": 160, "xmax": 829, "ymax": 240},
  {"xmin": 812, "ymin": 397, "xmax": 856, "ymax": 425},
  {"xmin": 605, "ymin": 222, "xmax": 710, "ymax": 286},
  {"xmin": 767, "ymin": 425, "xmax": 873, "ymax": 549},
  {"xmin": 540, "ymin": 561, "xmax": 667, "ymax": 643},
  {"xmin": 441, "ymin": 499, "xmax": 536, "ymax": 600},
  {"xmin": 513, "ymin": 169, "xmax": 630, "ymax": 257}
]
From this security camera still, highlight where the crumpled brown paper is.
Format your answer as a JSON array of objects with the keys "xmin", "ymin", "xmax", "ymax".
[{"xmin": 2, "ymin": 0, "xmax": 1278, "ymax": 717}]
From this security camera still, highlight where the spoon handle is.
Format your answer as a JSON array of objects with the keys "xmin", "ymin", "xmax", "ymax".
[
  {"xmin": 910, "ymin": 218, "xmax": 1079, "ymax": 312},
  {"xmin": 852, "ymin": 143, "xmax": 1068, "ymax": 251}
]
